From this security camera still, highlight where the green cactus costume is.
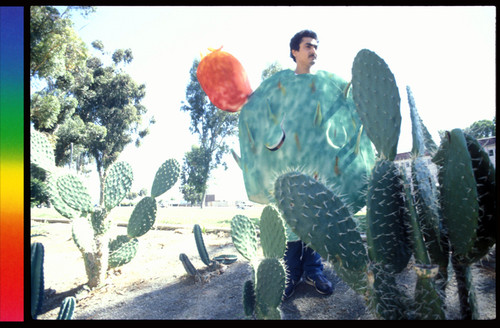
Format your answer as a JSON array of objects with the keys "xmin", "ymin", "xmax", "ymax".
[{"xmin": 237, "ymin": 69, "xmax": 376, "ymax": 241}]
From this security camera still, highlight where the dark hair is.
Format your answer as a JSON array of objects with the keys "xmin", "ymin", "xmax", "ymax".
[{"xmin": 289, "ymin": 30, "xmax": 318, "ymax": 62}]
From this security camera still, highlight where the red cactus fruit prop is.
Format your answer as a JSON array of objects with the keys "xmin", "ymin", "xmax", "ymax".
[{"xmin": 197, "ymin": 47, "xmax": 253, "ymax": 112}]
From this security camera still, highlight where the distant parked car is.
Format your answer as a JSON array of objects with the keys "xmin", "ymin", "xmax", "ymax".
[{"xmin": 236, "ymin": 201, "xmax": 253, "ymax": 209}]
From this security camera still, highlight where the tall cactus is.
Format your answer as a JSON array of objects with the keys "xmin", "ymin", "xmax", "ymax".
[
  {"xmin": 433, "ymin": 128, "xmax": 496, "ymax": 318},
  {"xmin": 30, "ymin": 128, "xmax": 180, "ymax": 288},
  {"xmin": 271, "ymin": 49, "xmax": 495, "ymax": 319}
]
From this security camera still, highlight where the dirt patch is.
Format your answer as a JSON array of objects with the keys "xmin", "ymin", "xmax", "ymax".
[{"xmin": 31, "ymin": 221, "xmax": 496, "ymax": 320}]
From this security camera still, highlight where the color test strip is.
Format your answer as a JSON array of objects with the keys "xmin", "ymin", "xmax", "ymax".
[{"xmin": 0, "ymin": 6, "xmax": 24, "ymax": 322}]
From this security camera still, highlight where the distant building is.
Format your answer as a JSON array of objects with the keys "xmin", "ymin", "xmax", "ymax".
[
  {"xmin": 205, "ymin": 194, "xmax": 215, "ymax": 206},
  {"xmin": 478, "ymin": 136, "xmax": 496, "ymax": 167},
  {"xmin": 394, "ymin": 151, "xmax": 438, "ymax": 183}
]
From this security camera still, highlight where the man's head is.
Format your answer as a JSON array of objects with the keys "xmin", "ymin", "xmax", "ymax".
[{"xmin": 289, "ymin": 30, "xmax": 318, "ymax": 63}]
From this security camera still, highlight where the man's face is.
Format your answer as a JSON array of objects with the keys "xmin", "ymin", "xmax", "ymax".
[{"xmin": 292, "ymin": 37, "xmax": 318, "ymax": 67}]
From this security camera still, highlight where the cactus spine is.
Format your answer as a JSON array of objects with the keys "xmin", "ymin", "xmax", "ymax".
[{"xmin": 30, "ymin": 128, "xmax": 180, "ymax": 288}]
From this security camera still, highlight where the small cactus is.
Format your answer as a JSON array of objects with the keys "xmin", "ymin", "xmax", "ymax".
[
  {"xmin": 30, "ymin": 242, "xmax": 45, "ymax": 319},
  {"xmin": 193, "ymin": 224, "xmax": 214, "ymax": 267},
  {"xmin": 254, "ymin": 258, "xmax": 286, "ymax": 319},
  {"xmin": 56, "ymin": 296, "xmax": 76, "ymax": 320},
  {"xmin": 231, "ymin": 205, "xmax": 287, "ymax": 319},
  {"xmin": 179, "ymin": 253, "xmax": 200, "ymax": 277},
  {"xmin": 180, "ymin": 224, "xmax": 237, "ymax": 278}
]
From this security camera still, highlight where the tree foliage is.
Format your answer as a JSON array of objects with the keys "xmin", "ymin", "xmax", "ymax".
[
  {"xmin": 261, "ymin": 61, "xmax": 283, "ymax": 82},
  {"xmin": 30, "ymin": 6, "xmax": 153, "ymax": 206},
  {"xmin": 30, "ymin": 6, "xmax": 94, "ymax": 81},
  {"xmin": 439, "ymin": 116, "xmax": 495, "ymax": 141},
  {"xmin": 180, "ymin": 59, "xmax": 239, "ymax": 205},
  {"xmin": 463, "ymin": 116, "xmax": 496, "ymax": 139},
  {"xmin": 180, "ymin": 145, "xmax": 211, "ymax": 205}
]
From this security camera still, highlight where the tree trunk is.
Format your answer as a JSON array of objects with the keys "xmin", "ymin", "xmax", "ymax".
[
  {"xmin": 96, "ymin": 164, "xmax": 106, "ymax": 207},
  {"xmin": 200, "ymin": 191, "xmax": 206, "ymax": 209}
]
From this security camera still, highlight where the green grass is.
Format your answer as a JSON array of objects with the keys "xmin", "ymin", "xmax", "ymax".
[{"xmin": 30, "ymin": 205, "xmax": 266, "ymax": 229}]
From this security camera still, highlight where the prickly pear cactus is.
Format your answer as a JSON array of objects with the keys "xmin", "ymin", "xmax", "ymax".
[
  {"xmin": 274, "ymin": 171, "xmax": 367, "ymax": 292},
  {"xmin": 231, "ymin": 205, "xmax": 287, "ymax": 319},
  {"xmin": 30, "ymin": 129, "xmax": 180, "ymax": 288},
  {"xmin": 237, "ymin": 69, "xmax": 376, "ymax": 210},
  {"xmin": 272, "ymin": 48, "xmax": 495, "ymax": 320}
]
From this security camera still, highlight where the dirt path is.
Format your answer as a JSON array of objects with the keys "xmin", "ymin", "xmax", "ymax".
[{"xmin": 31, "ymin": 221, "xmax": 496, "ymax": 320}]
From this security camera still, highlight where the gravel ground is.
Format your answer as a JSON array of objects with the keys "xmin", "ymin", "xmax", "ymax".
[{"xmin": 31, "ymin": 221, "xmax": 496, "ymax": 320}]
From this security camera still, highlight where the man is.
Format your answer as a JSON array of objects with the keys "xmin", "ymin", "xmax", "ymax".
[
  {"xmin": 283, "ymin": 30, "xmax": 334, "ymax": 299},
  {"xmin": 290, "ymin": 29, "xmax": 319, "ymax": 74}
]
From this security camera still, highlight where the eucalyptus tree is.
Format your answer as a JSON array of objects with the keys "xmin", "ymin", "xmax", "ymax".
[
  {"xmin": 30, "ymin": 6, "xmax": 153, "ymax": 206},
  {"xmin": 70, "ymin": 42, "xmax": 153, "ymax": 204},
  {"xmin": 180, "ymin": 59, "xmax": 239, "ymax": 206}
]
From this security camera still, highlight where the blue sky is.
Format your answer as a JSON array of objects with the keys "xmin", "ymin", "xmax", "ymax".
[{"xmin": 64, "ymin": 6, "xmax": 495, "ymax": 203}]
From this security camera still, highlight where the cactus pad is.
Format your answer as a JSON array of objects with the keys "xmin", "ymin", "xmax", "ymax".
[
  {"xmin": 463, "ymin": 133, "xmax": 496, "ymax": 261},
  {"xmin": 433, "ymin": 129, "xmax": 479, "ymax": 260},
  {"xmin": 230, "ymin": 215, "xmax": 258, "ymax": 262},
  {"xmin": 255, "ymin": 258, "xmax": 286, "ymax": 319},
  {"xmin": 259, "ymin": 205, "xmax": 287, "ymax": 259},
  {"xmin": 274, "ymin": 171, "xmax": 367, "ymax": 272},
  {"xmin": 46, "ymin": 173, "xmax": 78, "ymax": 219},
  {"xmin": 127, "ymin": 196, "xmax": 157, "ymax": 238},
  {"xmin": 407, "ymin": 86, "xmax": 437, "ymax": 156},
  {"xmin": 104, "ymin": 161, "xmax": 133, "ymax": 210},
  {"xmin": 30, "ymin": 128, "xmax": 55, "ymax": 172},
  {"xmin": 71, "ymin": 217, "xmax": 95, "ymax": 253},
  {"xmin": 90, "ymin": 207, "xmax": 111, "ymax": 235},
  {"xmin": 56, "ymin": 173, "xmax": 93, "ymax": 214},
  {"xmin": 365, "ymin": 160, "xmax": 411, "ymax": 273},
  {"xmin": 108, "ymin": 235, "xmax": 139, "ymax": 268},
  {"xmin": 150, "ymin": 159, "xmax": 180, "ymax": 198},
  {"xmin": 352, "ymin": 49, "xmax": 401, "ymax": 160}
]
